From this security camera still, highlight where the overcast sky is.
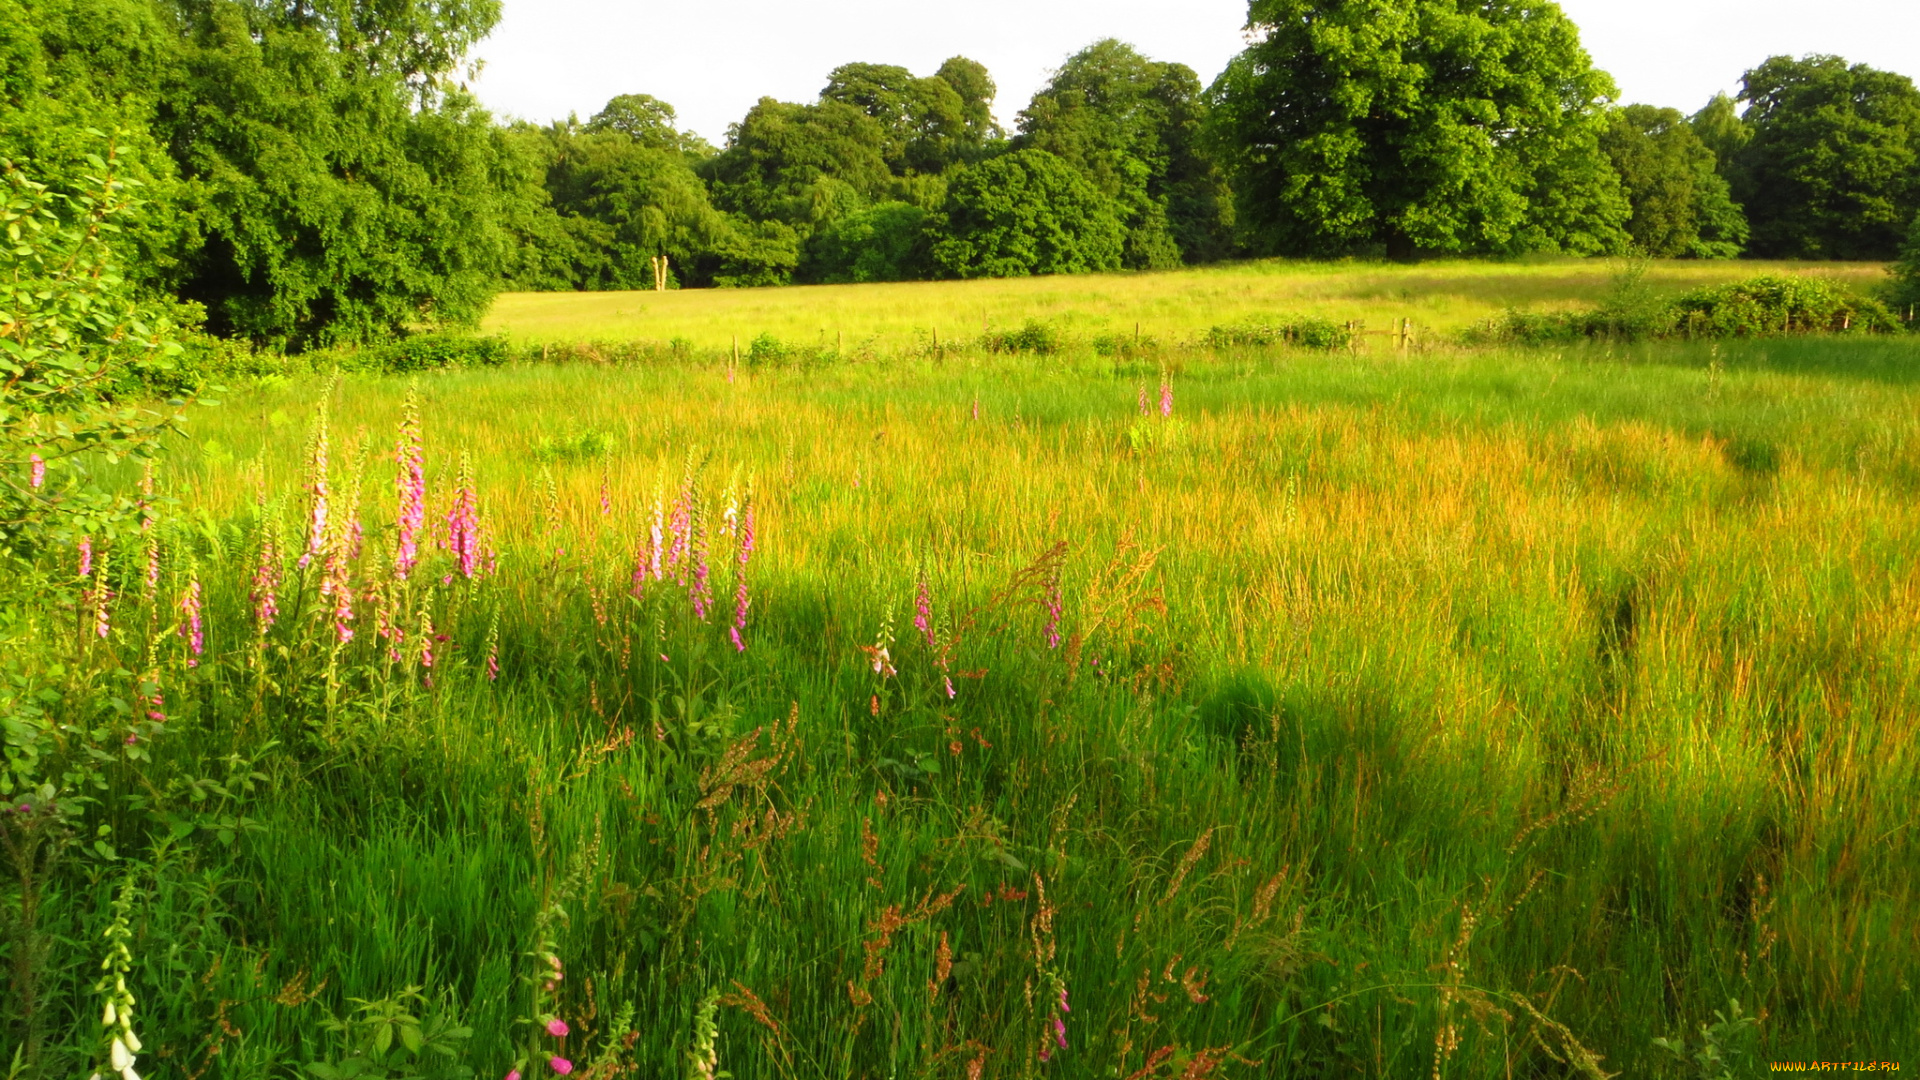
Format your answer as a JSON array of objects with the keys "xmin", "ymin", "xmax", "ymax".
[{"xmin": 470, "ymin": 0, "xmax": 1920, "ymax": 144}]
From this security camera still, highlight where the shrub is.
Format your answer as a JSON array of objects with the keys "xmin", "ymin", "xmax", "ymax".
[
  {"xmin": 362, "ymin": 332, "xmax": 514, "ymax": 372},
  {"xmin": 983, "ymin": 320, "xmax": 1064, "ymax": 355},
  {"xmin": 1670, "ymin": 275, "xmax": 1900, "ymax": 336},
  {"xmin": 1206, "ymin": 317, "xmax": 1354, "ymax": 350}
]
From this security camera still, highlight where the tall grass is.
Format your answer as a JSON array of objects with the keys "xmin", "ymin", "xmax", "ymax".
[
  {"xmin": 5, "ymin": 336, "xmax": 1917, "ymax": 1079},
  {"xmin": 482, "ymin": 257, "xmax": 1893, "ymax": 350}
]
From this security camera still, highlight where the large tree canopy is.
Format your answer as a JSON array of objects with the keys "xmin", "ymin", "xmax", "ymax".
[
  {"xmin": 930, "ymin": 148, "xmax": 1124, "ymax": 279},
  {"xmin": 1599, "ymin": 104, "xmax": 1747, "ymax": 258},
  {"xmin": 1733, "ymin": 55, "xmax": 1920, "ymax": 260},
  {"xmin": 1018, "ymin": 39, "xmax": 1232, "ymax": 268},
  {"xmin": 1205, "ymin": 0, "xmax": 1630, "ymax": 258},
  {"xmin": 0, "ymin": 0, "xmax": 536, "ymax": 348}
]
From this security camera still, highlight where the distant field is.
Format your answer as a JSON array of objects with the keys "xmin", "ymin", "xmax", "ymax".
[{"xmin": 483, "ymin": 257, "xmax": 1892, "ymax": 347}]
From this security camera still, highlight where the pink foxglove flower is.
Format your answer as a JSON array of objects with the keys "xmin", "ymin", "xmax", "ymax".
[
  {"xmin": 1137, "ymin": 383, "xmax": 1148, "ymax": 415},
  {"xmin": 445, "ymin": 453, "xmax": 485, "ymax": 580},
  {"xmin": 548, "ymin": 1058, "xmax": 572, "ymax": 1076},
  {"xmin": 179, "ymin": 577, "xmax": 204, "ymax": 667},
  {"xmin": 506, "ymin": 1072, "xmax": 522, "ymax": 1080},
  {"xmin": 78, "ymin": 535, "xmax": 93, "ymax": 580},
  {"xmin": 545, "ymin": 1018, "xmax": 569, "ymax": 1038},
  {"xmin": 144, "ymin": 536, "xmax": 160, "ymax": 594},
  {"xmin": 29, "ymin": 453, "xmax": 44, "ymax": 489},
  {"xmin": 393, "ymin": 396, "xmax": 426, "ymax": 579},
  {"xmin": 252, "ymin": 534, "xmax": 281, "ymax": 634},
  {"xmin": 913, "ymin": 573, "xmax": 935, "ymax": 650},
  {"xmin": 1159, "ymin": 374, "xmax": 1173, "ymax": 418},
  {"xmin": 729, "ymin": 496, "xmax": 754, "ymax": 651},
  {"xmin": 301, "ymin": 412, "xmax": 331, "ymax": 568}
]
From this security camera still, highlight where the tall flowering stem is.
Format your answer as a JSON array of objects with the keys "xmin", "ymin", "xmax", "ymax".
[
  {"xmin": 92, "ymin": 878, "xmax": 144, "ymax": 1080},
  {"xmin": 87, "ymin": 548, "xmax": 113, "ymax": 641},
  {"xmin": 393, "ymin": 387, "xmax": 427, "ymax": 580},
  {"xmin": 1159, "ymin": 371, "xmax": 1173, "ymax": 418},
  {"xmin": 252, "ymin": 529, "xmax": 281, "ymax": 636},
  {"xmin": 729, "ymin": 493, "xmax": 754, "ymax": 651},
  {"xmin": 78, "ymin": 535, "xmax": 93, "ymax": 580},
  {"xmin": 446, "ymin": 451, "xmax": 488, "ymax": 580},
  {"xmin": 29, "ymin": 452, "xmax": 44, "ymax": 489},
  {"xmin": 179, "ymin": 576, "xmax": 204, "ymax": 667},
  {"xmin": 300, "ymin": 403, "xmax": 331, "ymax": 568}
]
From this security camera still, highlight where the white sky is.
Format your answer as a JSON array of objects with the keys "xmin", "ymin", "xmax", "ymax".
[{"xmin": 470, "ymin": 0, "xmax": 1920, "ymax": 145}]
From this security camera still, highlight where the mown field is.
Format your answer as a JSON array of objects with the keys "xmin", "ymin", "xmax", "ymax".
[
  {"xmin": 9, "ymin": 277, "xmax": 1919, "ymax": 1079},
  {"xmin": 482, "ymin": 257, "xmax": 1891, "ymax": 348}
]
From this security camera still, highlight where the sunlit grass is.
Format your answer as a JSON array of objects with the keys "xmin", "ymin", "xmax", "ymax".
[
  {"xmin": 76, "ymin": 335, "xmax": 1908, "ymax": 1077},
  {"xmin": 481, "ymin": 257, "xmax": 1893, "ymax": 349}
]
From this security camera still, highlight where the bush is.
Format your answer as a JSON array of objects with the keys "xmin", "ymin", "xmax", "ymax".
[
  {"xmin": 1670, "ymin": 275, "xmax": 1900, "ymax": 336},
  {"xmin": 1206, "ymin": 317, "xmax": 1354, "ymax": 350},
  {"xmin": 983, "ymin": 320, "xmax": 1064, "ymax": 355},
  {"xmin": 361, "ymin": 333, "xmax": 514, "ymax": 372},
  {"xmin": 1468, "ymin": 274, "xmax": 1903, "ymax": 344}
]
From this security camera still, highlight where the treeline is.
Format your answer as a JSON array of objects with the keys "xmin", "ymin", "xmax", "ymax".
[{"xmin": 5, "ymin": 0, "xmax": 1920, "ymax": 349}]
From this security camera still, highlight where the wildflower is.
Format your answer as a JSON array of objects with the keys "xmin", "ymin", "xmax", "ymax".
[
  {"xmin": 1159, "ymin": 372, "xmax": 1173, "ymax": 418},
  {"xmin": 687, "ymin": 489, "xmax": 713, "ymax": 620},
  {"xmin": 418, "ymin": 607, "xmax": 436, "ymax": 673},
  {"xmin": 945, "ymin": 675, "xmax": 956, "ymax": 700},
  {"xmin": 599, "ymin": 467, "xmax": 612, "ymax": 516},
  {"xmin": 506, "ymin": 1072, "xmax": 522, "ymax": 1080},
  {"xmin": 179, "ymin": 577, "xmax": 204, "ymax": 667},
  {"xmin": 301, "ymin": 407, "xmax": 331, "ymax": 568},
  {"xmin": 88, "ymin": 550, "xmax": 113, "ymax": 640},
  {"xmin": 252, "ymin": 533, "xmax": 281, "ymax": 634},
  {"xmin": 446, "ymin": 452, "xmax": 485, "ymax": 580},
  {"xmin": 545, "ymin": 1018, "xmax": 569, "ymax": 1038},
  {"xmin": 729, "ymin": 494, "xmax": 753, "ymax": 651},
  {"xmin": 484, "ymin": 613, "xmax": 500, "ymax": 681},
  {"xmin": 143, "ymin": 535, "xmax": 160, "ymax": 596},
  {"xmin": 1137, "ymin": 383, "xmax": 1148, "ymax": 415},
  {"xmin": 393, "ymin": 392, "xmax": 426, "ymax": 579},
  {"xmin": 971, "ymin": 397, "xmax": 979, "ymax": 421},
  {"xmin": 913, "ymin": 573, "xmax": 935, "ymax": 650},
  {"xmin": 549, "ymin": 1056, "xmax": 572, "ymax": 1075},
  {"xmin": 78, "ymin": 535, "xmax": 93, "ymax": 579},
  {"xmin": 648, "ymin": 487, "xmax": 665, "ymax": 581},
  {"xmin": 29, "ymin": 452, "xmax": 44, "ymax": 489}
]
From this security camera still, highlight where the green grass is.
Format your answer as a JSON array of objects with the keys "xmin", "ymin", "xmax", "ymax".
[
  {"xmin": 7, "ymin": 332, "xmax": 1920, "ymax": 1079},
  {"xmin": 482, "ymin": 257, "xmax": 1894, "ymax": 350}
]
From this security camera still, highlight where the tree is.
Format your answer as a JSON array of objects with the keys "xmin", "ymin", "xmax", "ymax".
[
  {"xmin": 1891, "ymin": 214, "xmax": 1920, "ymax": 311},
  {"xmin": 1206, "ymin": 0, "xmax": 1629, "ymax": 258},
  {"xmin": 1018, "ymin": 40, "xmax": 1232, "ymax": 268},
  {"xmin": 800, "ymin": 201, "xmax": 931, "ymax": 283},
  {"xmin": 1733, "ymin": 55, "xmax": 1920, "ymax": 260},
  {"xmin": 935, "ymin": 56, "xmax": 1002, "ymax": 147},
  {"xmin": 584, "ymin": 93, "xmax": 714, "ymax": 158},
  {"xmin": 821, "ymin": 62, "xmax": 971, "ymax": 174},
  {"xmin": 1599, "ymin": 105, "xmax": 1747, "ymax": 258},
  {"xmin": 702, "ymin": 97, "xmax": 894, "ymax": 227},
  {"xmin": 929, "ymin": 148, "xmax": 1124, "ymax": 278}
]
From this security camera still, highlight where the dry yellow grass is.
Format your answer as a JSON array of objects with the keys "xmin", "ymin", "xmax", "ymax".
[{"xmin": 482, "ymin": 257, "xmax": 1891, "ymax": 348}]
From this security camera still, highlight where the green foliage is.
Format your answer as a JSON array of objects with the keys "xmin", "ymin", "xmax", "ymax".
[
  {"xmin": 799, "ymin": 201, "xmax": 931, "ymax": 283},
  {"xmin": 584, "ymin": 94, "xmax": 714, "ymax": 158},
  {"xmin": 1734, "ymin": 55, "xmax": 1920, "ymax": 259},
  {"xmin": 1205, "ymin": 316, "xmax": 1354, "ymax": 350},
  {"xmin": 1891, "ymin": 214, "xmax": 1920, "ymax": 311},
  {"xmin": 1600, "ymin": 105, "xmax": 1748, "ymax": 258},
  {"xmin": 1651, "ymin": 1000, "xmax": 1760, "ymax": 1080},
  {"xmin": 1473, "ymin": 272, "xmax": 1901, "ymax": 343},
  {"xmin": 930, "ymin": 149, "xmax": 1125, "ymax": 279},
  {"xmin": 820, "ymin": 62, "xmax": 974, "ymax": 175},
  {"xmin": 1207, "ymin": 0, "xmax": 1630, "ymax": 258},
  {"xmin": 1671, "ymin": 274, "xmax": 1901, "ymax": 336},
  {"xmin": 307, "ymin": 988, "xmax": 475, "ymax": 1080},
  {"xmin": 981, "ymin": 319, "xmax": 1064, "ymax": 355},
  {"xmin": 703, "ymin": 97, "xmax": 895, "ymax": 228},
  {"xmin": 0, "ymin": 153, "xmax": 185, "ymax": 551},
  {"xmin": 1017, "ymin": 39, "xmax": 1232, "ymax": 267}
]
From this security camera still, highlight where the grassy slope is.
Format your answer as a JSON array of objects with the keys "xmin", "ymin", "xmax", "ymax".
[
  {"xmin": 481, "ymin": 258, "xmax": 1892, "ymax": 349},
  {"xmin": 62, "ymin": 335, "xmax": 1912, "ymax": 1080}
]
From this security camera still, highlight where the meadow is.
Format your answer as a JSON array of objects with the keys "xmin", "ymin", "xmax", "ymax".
[
  {"xmin": 481, "ymin": 257, "xmax": 1892, "ymax": 349},
  {"xmin": 7, "ymin": 288, "xmax": 1920, "ymax": 1079}
]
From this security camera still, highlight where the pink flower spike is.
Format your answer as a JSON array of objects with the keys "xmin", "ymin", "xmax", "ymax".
[
  {"xmin": 545, "ymin": 1018, "xmax": 569, "ymax": 1038},
  {"xmin": 29, "ymin": 453, "xmax": 44, "ymax": 489},
  {"xmin": 548, "ymin": 1057, "xmax": 573, "ymax": 1075},
  {"xmin": 1160, "ymin": 373, "xmax": 1173, "ymax": 418},
  {"xmin": 78, "ymin": 536, "xmax": 93, "ymax": 579},
  {"xmin": 506, "ymin": 1071, "xmax": 522, "ymax": 1080}
]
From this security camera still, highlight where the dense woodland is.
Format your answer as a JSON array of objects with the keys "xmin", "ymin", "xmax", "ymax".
[{"xmin": 5, "ymin": 0, "xmax": 1920, "ymax": 348}]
